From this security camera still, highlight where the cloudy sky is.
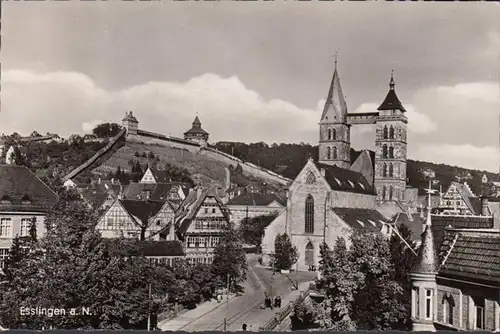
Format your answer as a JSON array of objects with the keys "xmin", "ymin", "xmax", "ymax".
[{"xmin": 2, "ymin": 2, "xmax": 500, "ymax": 172}]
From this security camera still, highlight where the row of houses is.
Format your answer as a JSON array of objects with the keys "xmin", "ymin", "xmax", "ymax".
[{"xmin": 0, "ymin": 163, "xmax": 285, "ymax": 270}]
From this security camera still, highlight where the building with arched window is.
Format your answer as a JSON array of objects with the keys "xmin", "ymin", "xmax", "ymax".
[{"xmin": 261, "ymin": 158, "xmax": 394, "ymax": 271}]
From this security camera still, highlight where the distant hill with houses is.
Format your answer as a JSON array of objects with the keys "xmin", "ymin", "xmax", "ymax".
[{"xmin": 1, "ymin": 128, "xmax": 499, "ymax": 198}]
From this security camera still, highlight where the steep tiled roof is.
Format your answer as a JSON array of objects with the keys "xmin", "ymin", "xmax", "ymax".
[
  {"xmin": 314, "ymin": 161, "xmax": 376, "ymax": 195},
  {"xmin": 122, "ymin": 111, "xmax": 138, "ymax": 123},
  {"xmin": 332, "ymin": 208, "xmax": 386, "ymax": 232},
  {"xmin": 227, "ymin": 192, "xmax": 285, "ymax": 207},
  {"xmin": 439, "ymin": 230, "xmax": 500, "ymax": 283},
  {"xmin": 411, "ymin": 221, "xmax": 440, "ymax": 274},
  {"xmin": 392, "ymin": 212, "xmax": 425, "ymax": 242},
  {"xmin": 0, "ymin": 165, "xmax": 58, "ymax": 212},
  {"xmin": 120, "ymin": 199, "xmax": 167, "ymax": 223},
  {"xmin": 431, "ymin": 214, "xmax": 494, "ymax": 250},
  {"xmin": 139, "ymin": 240, "xmax": 185, "ymax": 257},
  {"xmin": 184, "ymin": 116, "xmax": 209, "ymax": 136},
  {"xmin": 349, "ymin": 149, "xmax": 374, "ymax": 185},
  {"xmin": 124, "ymin": 182, "xmax": 189, "ymax": 202},
  {"xmin": 174, "ymin": 187, "xmax": 230, "ymax": 237},
  {"xmin": 320, "ymin": 66, "xmax": 348, "ymax": 122},
  {"xmin": 377, "ymin": 75, "xmax": 406, "ymax": 112}
]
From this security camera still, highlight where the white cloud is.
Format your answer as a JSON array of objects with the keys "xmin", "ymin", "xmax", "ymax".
[
  {"xmin": 2, "ymin": 68, "xmax": 500, "ymax": 172},
  {"xmin": 412, "ymin": 143, "xmax": 500, "ymax": 172},
  {"xmin": 82, "ymin": 120, "xmax": 105, "ymax": 133},
  {"xmin": 0, "ymin": 69, "xmax": 320, "ymax": 144},
  {"xmin": 436, "ymin": 82, "xmax": 499, "ymax": 104}
]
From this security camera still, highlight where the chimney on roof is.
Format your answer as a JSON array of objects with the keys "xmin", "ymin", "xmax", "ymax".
[
  {"xmin": 98, "ymin": 177, "xmax": 101, "ymax": 185},
  {"xmin": 320, "ymin": 168, "xmax": 325, "ymax": 177},
  {"xmin": 111, "ymin": 178, "xmax": 115, "ymax": 185},
  {"xmin": 118, "ymin": 185, "xmax": 123, "ymax": 200},
  {"xmin": 481, "ymin": 196, "xmax": 489, "ymax": 216}
]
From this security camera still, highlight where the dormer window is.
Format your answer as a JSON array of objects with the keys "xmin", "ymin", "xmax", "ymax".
[
  {"xmin": 1, "ymin": 195, "xmax": 11, "ymax": 204},
  {"xmin": 21, "ymin": 194, "xmax": 31, "ymax": 205}
]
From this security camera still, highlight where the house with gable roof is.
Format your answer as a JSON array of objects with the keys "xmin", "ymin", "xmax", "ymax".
[
  {"xmin": 0, "ymin": 165, "xmax": 59, "ymax": 269},
  {"xmin": 410, "ymin": 192, "xmax": 500, "ymax": 332},
  {"xmin": 96, "ymin": 198, "xmax": 176, "ymax": 240},
  {"xmin": 438, "ymin": 181, "xmax": 485, "ymax": 216},
  {"xmin": 226, "ymin": 191, "xmax": 286, "ymax": 227},
  {"xmin": 158, "ymin": 186, "xmax": 231, "ymax": 265}
]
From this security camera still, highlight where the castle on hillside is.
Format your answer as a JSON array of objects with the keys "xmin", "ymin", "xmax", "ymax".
[
  {"xmin": 121, "ymin": 111, "xmax": 210, "ymax": 148},
  {"xmin": 319, "ymin": 62, "xmax": 408, "ymax": 203}
]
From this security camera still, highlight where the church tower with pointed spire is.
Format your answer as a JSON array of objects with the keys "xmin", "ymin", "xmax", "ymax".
[
  {"xmin": 374, "ymin": 72, "xmax": 408, "ymax": 202},
  {"xmin": 319, "ymin": 58, "xmax": 351, "ymax": 169}
]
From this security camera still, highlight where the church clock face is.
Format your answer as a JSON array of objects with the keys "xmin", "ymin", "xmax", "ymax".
[{"xmin": 305, "ymin": 171, "xmax": 316, "ymax": 184}]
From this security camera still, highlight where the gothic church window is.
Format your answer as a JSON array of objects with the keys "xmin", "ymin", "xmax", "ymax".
[
  {"xmin": 382, "ymin": 186, "xmax": 387, "ymax": 200},
  {"xmin": 389, "ymin": 164, "xmax": 393, "ymax": 177},
  {"xmin": 389, "ymin": 186, "xmax": 393, "ymax": 200},
  {"xmin": 333, "ymin": 147, "xmax": 338, "ymax": 159},
  {"xmin": 305, "ymin": 242, "xmax": 314, "ymax": 267},
  {"xmin": 382, "ymin": 145, "xmax": 388, "ymax": 158},
  {"xmin": 328, "ymin": 129, "xmax": 332, "ymax": 140},
  {"xmin": 383, "ymin": 164, "xmax": 387, "ymax": 177},
  {"xmin": 327, "ymin": 147, "xmax": 331, "ymax": 160},
  {"xmin": 305, "ymin": 172, "xmax": 316, "ymax": 184},
  {"xmin": 305, "ymin": 195, "xmax": 314, "ymax": 234},
  {"xmin": 389, "ymin": 146, "xmax": 394, "ymax": 158},
  {"xmin": 389, "ymin": 126, "xmax": 395, "ymax": 139},
  {"xmin": 332, "ymin": 129, "xmax": 336, "ymax": 140},
  {"xmin": 383, "ymin": 125, "xmax": 388, "ymax": 139}
]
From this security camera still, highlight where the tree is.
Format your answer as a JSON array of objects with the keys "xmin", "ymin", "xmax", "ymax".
[
  {"xmin": 271, "ymin": 233, "xmax": 298, "ymax": 271},
  {"xmin": 238, "ymin": 213, "xmax": 278, "ymax": 249},
  {"xmin": 148, "ymin": 151, "xmax": 155, "ymax": 159},
  {"xmin": 212, "ymin": 223, "xmax": 247, "ymax": 287},
  {"xmin": 0, "ymin": 193, "xmax": 164, "ymax": 330},
  {"xmin": 314, "ymin": 240, "xmax": 357, "ymax": 330},
  {"xmin": 349, "ymin": 231, "xmax": 408, "ymax": 330},
  {"xmin": 310, "ymin": 232, "xmax": 409, "ymax": 331},
  {"xmin": 92, "ymin": 123, "xmax": 121, "ymax": 138}
]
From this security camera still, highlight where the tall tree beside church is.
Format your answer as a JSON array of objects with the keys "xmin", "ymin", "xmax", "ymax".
[
  {"xmin": 315, "ymin": 240, "xmax": 357, "ymax": 330},
  {"xmin": 212, "ymin": 222, "xmax": 247, "ymax": 287},
  {"xmin": 349, "ymin": 231, "xmax": 408, "ymax": 330},
  {"xmin": 272, "ymin": 233, "xmax": 298, "ymax": 271}
]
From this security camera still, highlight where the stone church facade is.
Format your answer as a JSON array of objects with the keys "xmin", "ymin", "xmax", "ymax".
[{"xmin": 261, "ymin": 62, "xmax": 411, "ymax": 271}]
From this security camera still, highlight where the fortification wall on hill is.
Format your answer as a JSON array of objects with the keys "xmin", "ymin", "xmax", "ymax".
[
  {"xmin": 64, "ymin": 128, "xmax": 127, "ymax": 181},
  {"xmin": 126, "ymin": 131, "xmax": 291, "ymax": 186},
  {"xmin": 200, "ymin": 147, "xmax": 292, "ymax": 186},
  {"xmin": 127, "ymin": 133, "xmax": 200, "ymax": 153}
]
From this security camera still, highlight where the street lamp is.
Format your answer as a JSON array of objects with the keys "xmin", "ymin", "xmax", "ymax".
[
  {"xmin": 147, "ymin": 283, "xmax": 152, "ymax": 331},
  {"xmin": 223, "ymin": 273, "xmax": 231, "ymax": 332}
]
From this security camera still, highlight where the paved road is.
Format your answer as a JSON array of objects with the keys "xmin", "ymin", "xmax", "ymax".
[{"xmin": 178, "ymin": 256, "xmax": 316, "ymax": 331}]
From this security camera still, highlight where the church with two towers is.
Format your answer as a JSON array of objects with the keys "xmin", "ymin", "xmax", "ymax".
[
  {"xmin": 261, "ymin": 62, "xmax": 411, "ymax": 271},
  {"xmin": 318, "ymin": 62, "xmax": 408, "ymax": 203}
]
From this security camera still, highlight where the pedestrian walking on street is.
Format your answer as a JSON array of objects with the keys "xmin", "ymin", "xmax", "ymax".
[
  {"xmin": 274, "ymin": 296, "xmax": 279, "ymax": 308},
  {"xmin": 277, "ymin": 296, "xmax": 282, "ymax": 308},
  {"xmin": 242, "ymin": 324, "xmax": 247, "ymax": 331}
]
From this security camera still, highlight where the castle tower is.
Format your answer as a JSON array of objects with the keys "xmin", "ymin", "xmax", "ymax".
[
  {"xmin": 409, "ymin": 183, "xmax": 438, "ymax": 331},
  {"xmin": 122, "ymin": 111, "xmax": 138, "ymax": 136},
  {"xmin": 318, "ymin": 59, "xmax": 351, "ymax": 168},
  {"xmin": 374, "ymin": 72, "xmax": 408, "ymax": 202},
  {"xmin": 184, "ymin": 116, "xmax": 209, "ymax": 147}
]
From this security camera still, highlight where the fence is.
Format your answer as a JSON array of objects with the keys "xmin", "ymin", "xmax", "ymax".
[{"xmin": 258, "ymin": 287, "xmax": 311, "ymax": 331}]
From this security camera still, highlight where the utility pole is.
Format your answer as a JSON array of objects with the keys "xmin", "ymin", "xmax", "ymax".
[
  {"xmin": 147, "ymin": 283, "xmax": 152, "ymax": 331},
  {"xmin": 224, "ymin": 274, "xmax": 230, "ymax": 332}
]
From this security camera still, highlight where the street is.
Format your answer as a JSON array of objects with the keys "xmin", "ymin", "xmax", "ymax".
[{"xmin": 176, "ymin": 255, "xmax": 317, "ymax": 331}]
